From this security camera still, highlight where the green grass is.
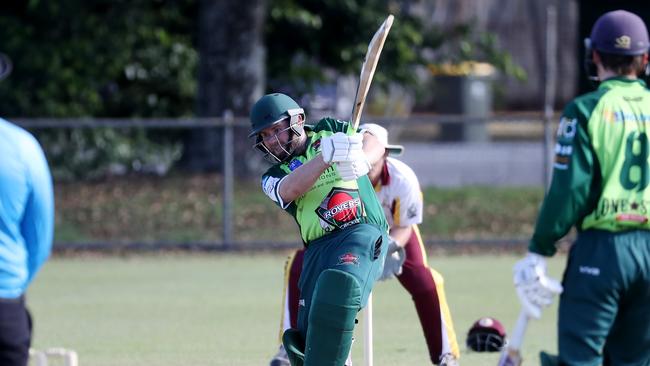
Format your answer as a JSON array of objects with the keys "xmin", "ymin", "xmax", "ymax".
[
  {"xmin": 28, "ymin": 253, "xmax": 565, "ymax": 366},
  {"xmin": 54, "ymin": 174, "xmax": 543, "ymax": 244}
]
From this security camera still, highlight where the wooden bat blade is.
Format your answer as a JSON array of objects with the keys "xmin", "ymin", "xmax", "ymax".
[
  {"xmin": 497, "ymin": 309, "xmax": 529, "ymax": 366},
  {"xmin": 350, "ymin": 14, "xmax": 394, "ymax": 133}
]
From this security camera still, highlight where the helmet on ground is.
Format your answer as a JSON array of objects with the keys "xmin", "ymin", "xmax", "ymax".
[
  {"xmin": 589, "ymin": 10, "xmax": 649, "ymax": 56},
  {"xmin": 466, "ymin": 317, "xmax": 507, "ymax": 352},
  {"xmin": 249, "ymin": 93, "xmax": 304, "ymax": 138}
]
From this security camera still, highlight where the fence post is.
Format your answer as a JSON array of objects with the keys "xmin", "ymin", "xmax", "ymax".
[
  {"xmin": 222, "ymin": 110, "xmax": 234, "ymax": 248},
  {"xmin": 543, "ymin": 1, "xmax": 558, "ymax": 190}
]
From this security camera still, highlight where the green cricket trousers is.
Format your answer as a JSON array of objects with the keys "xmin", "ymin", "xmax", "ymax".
[
  {"xmin": 559, "ymin": 229, "xmax": 650, "ymax": 366},
  {"xmin": 296, "ymin": 223, "xmax": 388, "ymax": 338}
]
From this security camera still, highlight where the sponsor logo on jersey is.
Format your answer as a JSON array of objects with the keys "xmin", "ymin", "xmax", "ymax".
[
  {"xmin": 554, "ymin": 143, "xmax": 573, "ymax": 156},
  {"xmin": 336, "ymin": 253, "xmax": 359, "ymax": 266},
  {"xmin": 579, "ymin": 266, "xmax": 600, "ymax": 276},
  {"xmin": 603, "ymin": 109, "xmax": 650, "ymax": 124},
  {"xmin": 316, "ymin": 187, "xmax": 364, "ymax": 231},
  {"xmin": 557, "ymin": 117, "xmax": 577, "ymax": 140},
  {"xmin": 592, "ymin": 197, "xmax": 650, "ymax": 222},
  {"xmin": 407, "ymin": 203, "xmax": 419, "ymax": 219},
  {"xmin": 312, "ymin": 138, "xmax": 322, "ymax": 151},
  {"xmin": 616, "ymin": 213, "xmax": 648, "ymax": 223},
  {"xmin": 553, "ymin": 118, "xmax": 576, "ymax": 170},
  {"xmin": 288, "ymin": 159, "xmax": 303, "ymax": 171}
]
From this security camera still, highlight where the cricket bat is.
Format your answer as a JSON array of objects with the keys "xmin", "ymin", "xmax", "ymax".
[
  {"xmin": 348, "ymin": 14, "xmax": 394, "ymax": 134},
  {"xmin": 497, "ymin": 309, "xmax": 530, "ymax": 366},
  {"xmin": 355, "ymin": 16, "xmax": 394, "ymax": 365}
]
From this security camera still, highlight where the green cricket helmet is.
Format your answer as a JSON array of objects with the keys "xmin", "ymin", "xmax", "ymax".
[
  {"xmin": 249, "ymin": 93, "xmax": 306, "ymax": 163},
  {"xmin": 249, "ymin": 93, "xmax": 304, "ymax": 138}
]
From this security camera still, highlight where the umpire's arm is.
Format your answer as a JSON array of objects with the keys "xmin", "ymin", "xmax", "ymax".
[{"xmin": 21, "ymin": 137, "xmax": 54, "ymax": 285}]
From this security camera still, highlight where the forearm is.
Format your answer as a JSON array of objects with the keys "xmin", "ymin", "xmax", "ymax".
[
  {"xmin": 279, "ymin": 154, "xmax": 331, "ymax": 202},
  {"xmin": 389, "ymin": 225, "xmax": 413, "ymax": 247},
  {"xmin": 363, "ymin": 132, "xmax": 386, "ymax": 165}
]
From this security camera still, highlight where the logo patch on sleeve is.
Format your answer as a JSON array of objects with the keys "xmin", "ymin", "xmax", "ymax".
[
  {"xmin": 262, "ymin": 176, "xmax": 281, "ymax": 200},
  {"xmin": 557, "ymin": 117, "xmax": 577, "ymax": 141},
  {"xmin": 407, "ymin": 203, "xmax": 419, "ymax": 219}
]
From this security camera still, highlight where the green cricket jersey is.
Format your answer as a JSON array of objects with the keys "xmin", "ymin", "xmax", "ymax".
[
  {"xmin": 530, "ymin": 77, "xmax": 650, "ymax": 256},
  {"xmin": 261, "ymin": 118, "xmax": 388, "ymax": 245}
]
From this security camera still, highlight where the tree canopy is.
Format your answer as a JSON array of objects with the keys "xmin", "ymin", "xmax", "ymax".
[{"xmin": 0, "ymin": 0, "xmax": 198, "ymax": 117}]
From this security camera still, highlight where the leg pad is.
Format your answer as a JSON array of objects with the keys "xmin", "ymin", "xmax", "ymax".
[{"xmin": 304, "ymin": 269, "xmax": 361, "ymax": 366}]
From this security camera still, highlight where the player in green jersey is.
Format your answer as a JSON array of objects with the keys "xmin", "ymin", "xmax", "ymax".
[
  {"xmin": 512, "ymin": 9, "xmax": 650, "ymax": 366},
  {"xmin": 250, "ymin": 93, "xmax": 389, "ymax": 366}
]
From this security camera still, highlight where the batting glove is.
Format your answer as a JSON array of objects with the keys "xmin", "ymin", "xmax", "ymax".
[
  {"xmin": 321, "ymin": 132, "xmax": 364, "ymax": 163},
  {"xmin": 378, "ymin": 238, "xmax": 405, "ymax": 281},
  {"xmin": 335, "ymin": 157, "xmax": 371, "ymax": 181},
  {"xmin": 513, "ymin": 252, "xmax": 563, "ymax": 319}
]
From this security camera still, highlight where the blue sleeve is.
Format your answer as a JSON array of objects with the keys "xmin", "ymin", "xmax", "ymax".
[{"xmin": 21, "ymin": 138, "xmax": 54, "ymax": 285}]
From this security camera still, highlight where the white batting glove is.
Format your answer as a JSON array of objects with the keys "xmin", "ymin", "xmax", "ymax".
[
  {"xmin": 336, "ymin": 157, "xmax": 371, "ymax": 181},
  {"xmin": 513, "ymin": 252, "xmax": 563, "ymax": 319},
  {"xmin": 378, "ymin": 238, "xmax": 405, "ymax": 281},
  {"xmin": 321, "ymin": 132, "xmax": 364, "ymax": 163}
]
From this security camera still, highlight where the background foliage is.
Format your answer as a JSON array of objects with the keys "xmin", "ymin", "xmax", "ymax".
[
  {"xmin": 0, "ymin": 0, "xmax": 523, "ymax": 180},
  {"xmin": 0, "ymin": 0, "xmax": 198, "ymax": 117}
]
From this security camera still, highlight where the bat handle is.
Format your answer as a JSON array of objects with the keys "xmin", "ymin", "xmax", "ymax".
[
  {"xmin": 509, "ymin": 309, "xmax": 529, "ymax": 350},
  {"xmin": 496, "ymin": 309, "xmax": 529, "ymax": 366}
]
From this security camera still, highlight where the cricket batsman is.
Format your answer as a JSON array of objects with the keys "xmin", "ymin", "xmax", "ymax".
[
  {"xmin": 269, "ymin": 124, "xmax": 459, "ymax": 366},
  {"xmin": 249, "ymin": 93, "xmax": 390, "ymax": 365},
  {"xmin": 513, "ymin": 9, "xmax": 650, "ymax": 366}
]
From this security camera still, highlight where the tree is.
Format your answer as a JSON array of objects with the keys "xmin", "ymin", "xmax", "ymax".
[
  {"xmin": 185, "ymin": 0, "xmax": 267, "ymax": 173},
  {"xmin": 264, "ymin": 0, "xmax": 426, "ymax": 95},
  {"xmin": 0, "ymin": 0, "xmax": 198, "ymax": 117}
]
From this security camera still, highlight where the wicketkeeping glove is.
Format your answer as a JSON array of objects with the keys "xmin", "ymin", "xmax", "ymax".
[
  {"xmin": 513, "ymin": 252, "xmax": 563, "ymax": 319},
  {"xmin": 321, "ymin": 132, "xmax": 364, "ymax": 163},
  {"xmin": 378, "ymin": 238, "xmax": 406, "ymax": 281}
]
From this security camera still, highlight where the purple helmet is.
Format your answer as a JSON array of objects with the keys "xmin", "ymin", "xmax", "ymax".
[{"xmin": 590, "ymin": 10, "xmax": 649, "ymax": 56}]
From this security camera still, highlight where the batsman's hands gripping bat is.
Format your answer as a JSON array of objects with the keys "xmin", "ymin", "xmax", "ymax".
[
  {"xmin": 336, "ymin": 157, "xmax": 371, "ymax": 181},
  {"xmin": 321, "ymin": 132, "xmax": 365, "ymax": 163},
  {"xmin": 320, "ymin": 132, "xmax": 371, "ymax": 181},
  {"xmin": 348, "ymin": 14, "xmax": 394, "ymax": 135}
]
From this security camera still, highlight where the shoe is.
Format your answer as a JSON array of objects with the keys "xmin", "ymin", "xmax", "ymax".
[
  {"xmin": 539, "ymin": 351, "xmax": 559, "ymax": 366},
  {"xmin": 439, "ymin": 353, "xmax": 459, "ymax": 366},
  {"xmin": 269, "ymin": 345, "xmax": 290, "ymax": 366}
]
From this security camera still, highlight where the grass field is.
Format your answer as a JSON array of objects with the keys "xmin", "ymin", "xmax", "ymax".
[{"xmin": 28, "ymin": 253, "xmax": 565, "ymax": 366}]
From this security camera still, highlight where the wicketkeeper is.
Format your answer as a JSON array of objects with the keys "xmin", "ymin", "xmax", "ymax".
[
  {"xmin": 513, "ymin": 9, "xmax": 650, "ymax": 366},
  {"xmin": 269, "ymin": 124, "xmax": 460, "ymax": 366},
  {"xmin": 249, "ymin": 93, "xmax": 390, "ymax": 366}
]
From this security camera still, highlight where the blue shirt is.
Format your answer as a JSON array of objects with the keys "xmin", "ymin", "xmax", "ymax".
[{"xmin": 0, "ymin": 118, "xmax": 53, "ymax": 298}]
